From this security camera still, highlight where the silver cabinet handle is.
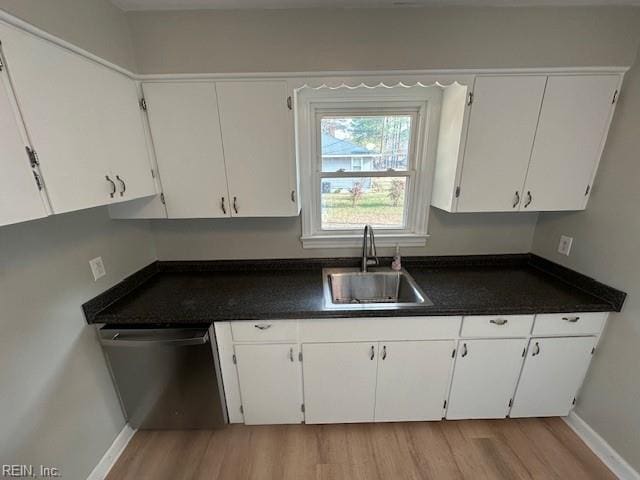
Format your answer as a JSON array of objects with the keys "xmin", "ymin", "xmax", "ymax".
[
  {"xmin": 562, "ymin": 316, "xmax": 580, "ymax": 323},
  {"xmin": 115, "ymin": 175, "xmax": 126, "ymax": 196},
  {"xmin": 370, "ymin": 345, "xmax": 375, "ymax": 360},
  {"xmin": 490, "ymin": 318, "xmax": 508, "ymax": 326},
  {"xmin": 461, "ymin": 343, "xmax": 468, "ymax": 357},
  {"xmin": 524, "ymin": 191, "xmax": 533, "ymax": 208},
  {"xmin": 105, "ymin": 175, "xmax": 116, "ymax": 198},
  {"xmin": 382, "ymin": 345, "xmax": 387, "ymax": 360},
  {"xmin": 233, "ymin": 196, "xmax": 238, "ymax": 214},
  {"xmin": 221, "ymin": 197, "xmax": 227, "ymax": 214},
  {"xmin": 532, "ymin": 342, "xmax": 541, "ymax": 356},
  {"xmin": 289, "ymin": 347, "xmax": 294, "ymax": 362},
  {"xmin": 254, "ymin": 324, "xmax": 272, "ymax": 330},
  {"xmin": 513, "ymin": 191, "xmax": 520, "ymax": 208}
]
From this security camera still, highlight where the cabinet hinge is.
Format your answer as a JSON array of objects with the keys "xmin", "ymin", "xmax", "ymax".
[
  {"xmin": 585, "ymin": 185, "xmax": 591, "ymax": 196},
  {"xmin": 25, "ymin": 146, "xmax": 40, "ymax": 167},
  {"xmin": 508, "ymin": 398, "xmax": 513, "ymax": 408},
  {"xmin": 451, "ymin": 349, "xmax": 456, "ymax": 358},
  {"xmin": 139, "ymin": 97, "xmax": 147, "ymax": 111},
  {"xmin": 298, "ymin": 351, "xmax": 303, "ymax": 362},
  {"xmin": 301, "ymin": 403, "xmax": 305, "ymax": 413},
  {"xmin": 455, "ymin": 186, "xmax": 461, "ymax": 198},
  {"xmin": 467, "ymin": 92, "xmax": 474, "ymax": 106},
  {"xmin": 240, "ymin": 405, "xmax": 244, "ymax": 414},
  {"xmin": 32, "ymin": 171, "xmax": 44, "ymax": 191},
  {"xmin": 287, "ymin": 96, "xmax": 292, "ymax": 110},
  {"xmin": 160, "ymin": 192, "xmax": 166, "ymax": 205},
  {"xmin": 443, "ymin": 399, "xmax": 447, "ymax": 409},
  {"xmin": 612, "ymin": 89, "xmax": 618, "ymax": 104},
  {"xmin": 232, "ymin": 353, "xmax": 237, "ymax": 364}
]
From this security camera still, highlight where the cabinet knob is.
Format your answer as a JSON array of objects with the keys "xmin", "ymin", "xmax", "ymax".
[
  {"xmin": 532, "ymin": 342, "xmax": 541, "ymax": 356},
  {"xmin": 461, "ymin": 343, "xmax": 468, "ymax": 357},
  {"xmin": 254, "ymin": 324, "xmax": 272, "ymax": 330},
  {"xmin": 369, "ymin": 345, "xmax": 375, "ymax": 360},
  {"xmin": 221, "ymin": 197, "xmax": 227, "ymax": 214},
  {"xmin": 524, "ymin": 191, "xmax": 533, "ymax": 208},
  {"xmin": 512, "ymin": 191, "xmax": 520, "ymax": 208},
  {"xmin": 116, "ymin": 175, "xmax": 126, "ymax": 197},
  {"xmin": 105, "ymin": 175, "xmax": 116, "ymax": 198},
  {"xmin": 562, "ymin": 316, "xmax": 580, "ymax": 323},
  {"xmin": 289, "ymin": 348, "xmax": 294, "ymax": 362},
  {"xmin": 233, "ymin": 196, "xmax": 238, "ymax": 214},
  {"xmin": 382, "ymin": 345, "xmax": 387, "ymax": 360},
  {"xmin": 490, "ymin": 318, "xmax": 508, "ymax": 326}
]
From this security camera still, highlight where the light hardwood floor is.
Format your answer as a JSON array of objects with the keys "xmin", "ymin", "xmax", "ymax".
[{"xmin": 106, "ymin": 418, "xmax": 615, "ymax": 480}]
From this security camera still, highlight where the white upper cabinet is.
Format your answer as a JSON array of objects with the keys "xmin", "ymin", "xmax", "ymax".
[
  {"xmin": 142, "ymin": 82, "xmax": 230, "ymax": 218},
  {"xmin": 216, "ymin": 81, "xmax": 297, "ymax": 217},
  {"xmin": 521, "ymin": 75, "xmax": 620, "ymax": 211},
  {"xmin": 446, "ymin": 338, "xmax": 527, "ymax": 419},
  {"xmin": 432, "ymin": 73, "xmax": 621, "ymax": 213},
  {"xmin": 374, "ymin": 340, "xmax": 454, "ymax": 422},
  {"xmin": 456, "ymin": 76, "xmax": 546, "ymax": 212},
  {"xmin": 510, "ymin": 336, "xmax": 596, "ymax": 418},
  {"xmin": 0, "ymin": 47, "xmax": 49, "ymax": 227},
  {"xmin": 0, "ymin": 22, "xmax": 154, "ymax": 214}
]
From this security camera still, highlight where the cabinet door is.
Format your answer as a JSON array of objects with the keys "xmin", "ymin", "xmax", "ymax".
[
  {"xmin": 510, "ymin": 337, "xmax": 596, "ymax": 418},
  {"xmin": 522, "ymin": 75, "xmax": 620, "ymax": 211},
  {"xmin": 143, "ymin": 82, "xmax": 230, "ymax": 218},
  {"xmin": 0, "ymin": 23, "xmax": 115, "ymax": 212},
  {"xmin": 0, "ymin": 48, "xmax": 48, "ymax": 227},
  {"xmin": 234, "ymin": 343, "xmax": 303, "ymax": 425},
  {"xmin": 457, "ymin": 76, "xmax": 546, "ymax": 212},
  {"xmin": 446, "ymin": 339, "xmax": 527, "ymax": 419},
  {"xmin": 375, "ymin": 340, "xmax": 454, "ymax": 422},
  {"xmin": 100, "ymin": 73, "xmax": 155, "ymax": 203},
  {"xmin": 302, "ymin": 342, "xmax": 378, "ymax": 424},
  {"xmin": 216, "ymin": 81, "xmax": 296, "ymax": 217}
]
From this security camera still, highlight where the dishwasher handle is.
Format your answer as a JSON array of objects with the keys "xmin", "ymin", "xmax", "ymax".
[{"xmin": 100, "ymin": 331, "xmax": 209, "ymax": 348}]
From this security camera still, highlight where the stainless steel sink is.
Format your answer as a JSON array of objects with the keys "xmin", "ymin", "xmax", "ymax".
[{"xmin": 322, "ymin": 267, "xmax": 433, "ymax": 309}]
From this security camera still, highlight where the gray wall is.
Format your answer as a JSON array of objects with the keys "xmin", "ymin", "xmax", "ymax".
[
  {"xmin": 153, "ymin": 209, "xmax": 538, "ymax": 259},
  {"xmin": 127, "ymin": 7, "xmax": 640, "ymax": 74},
  {"xmin": 531, "ymin": 47, "xmax": 640, "ymax": 471},
  {"xmin": 0, "ymin": 0, "xmax": 137, "ymax": 71},
  {"xmin": 0, "ymin": 1, "xmax": 153, "ymax": 478}
]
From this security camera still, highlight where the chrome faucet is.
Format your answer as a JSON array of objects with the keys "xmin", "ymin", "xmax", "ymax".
[{"xmin": 361, "ymin": 225, "xmax": 379, "ymax": 272}]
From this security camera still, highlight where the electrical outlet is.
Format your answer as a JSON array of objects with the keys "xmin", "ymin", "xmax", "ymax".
[
  {"xmin": 89, "ymin": 256, "xmax": 106, "ymax": 281},
  {"xmin": 558, "ymin": 235, "xmax": 573, "ymax": 256}
]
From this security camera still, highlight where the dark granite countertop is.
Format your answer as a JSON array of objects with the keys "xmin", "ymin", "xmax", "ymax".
[{"xmin": 83, "ymin": 254, "xmax": 626, "ymax": 325}]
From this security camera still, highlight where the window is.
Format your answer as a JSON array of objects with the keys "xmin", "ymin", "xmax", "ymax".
[{"xmin": 297, "ymin": 85, "xmax": 442, "ymax": 248}]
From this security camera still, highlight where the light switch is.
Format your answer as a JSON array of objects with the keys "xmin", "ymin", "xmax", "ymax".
[
  {"xmin": 89, "ymin": 256, "xmax": 106, "ymax": 281},
  {"xmin": 557, "ymin": 236, "xmax": 573, "ymax": 256}
]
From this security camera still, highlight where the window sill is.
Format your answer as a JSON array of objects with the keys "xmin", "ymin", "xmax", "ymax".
[{"xmin": 301, "ymin": 234, "xmax": 429, "ymax": 249}]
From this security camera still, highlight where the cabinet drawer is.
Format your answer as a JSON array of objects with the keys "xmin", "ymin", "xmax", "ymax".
[
  {"xmin": 231, "ymin": 320, "xmax": 297, "ymax": 342},
  {"xmin": 532, "ymin": 312, "xmax": 607, "ymax": 336},
  {"xmin": 461, "ymin": 315, "xmax": 534, "ymax": 338}
]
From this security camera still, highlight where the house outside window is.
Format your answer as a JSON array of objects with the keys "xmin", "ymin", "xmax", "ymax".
[{"xmin": 296, "ymin": 85, "xmax": 443, "ymax": 248}]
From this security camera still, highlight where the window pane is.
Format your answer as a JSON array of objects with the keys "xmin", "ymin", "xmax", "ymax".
[
  {"xmin": 321, "ymin": 177, "xmax": 407, "ymax": 230},
  {"xmin": 320, "ymin": 115, "xmax": 412, "ymax": 172}
]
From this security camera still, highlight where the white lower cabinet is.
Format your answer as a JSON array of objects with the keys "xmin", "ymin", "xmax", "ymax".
[
  {"xmin": 510, "ymin": 336, "xmax": 597, "ymax": 418},
  {"xmin": 446, "ymin": 339, "xmax": 528, "ymax": 420},
  {"xmin": 374, "ymin": 340, "xmax": 455, "ymax": 422},
  {"xmin": 302, "ymin": 342, "xmax": 378, "ymax": 424},
  {"xmin": 234, "ymin": 343, "xmax": 303, "ymax": 425}
]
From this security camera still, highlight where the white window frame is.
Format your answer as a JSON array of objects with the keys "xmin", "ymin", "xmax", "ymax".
[{"xmin": 296, "ymin": 85, "xmax": 443, "ymax": 248}]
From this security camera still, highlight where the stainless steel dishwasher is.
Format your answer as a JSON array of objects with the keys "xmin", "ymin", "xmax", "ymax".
[{"xmin": 99, "ymin": 327, "xmax": 227, "ymax": 429}]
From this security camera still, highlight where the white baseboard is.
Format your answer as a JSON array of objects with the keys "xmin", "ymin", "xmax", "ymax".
[
  {"xmin": 563, "ymin": 412, "xmax": 639, "ymax": 480},
  {"xmin": 86, "ymin": 424, "xmax": 136, "ymax": 480}
]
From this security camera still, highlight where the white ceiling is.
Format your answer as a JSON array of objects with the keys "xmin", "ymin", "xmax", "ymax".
[{"xmin": 111, "ymin": 0, "xmax": 640, "ymax": 10}]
